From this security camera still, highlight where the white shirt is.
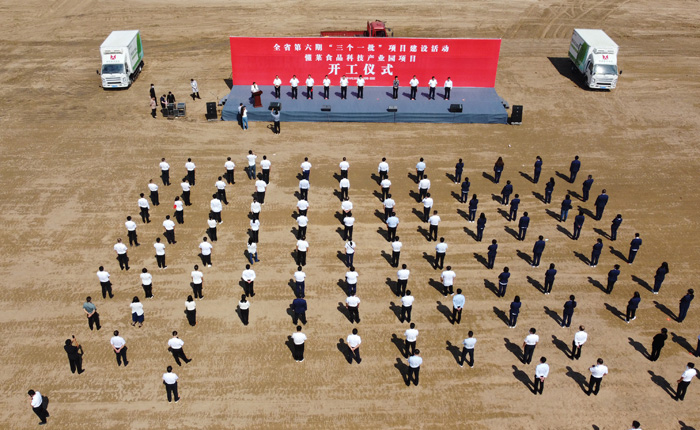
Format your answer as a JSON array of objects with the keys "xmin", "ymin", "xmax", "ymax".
[
  {"xmin": 31, "ymin": 391, "xmax": 43, "ymax": 408},
  {"xmin": 297, "ymin": 215, "xmax": 308, "ymax": 227},
  {"xmin": 574, "ymin": 330, "xmax": 588, "ymax": 346},
  {"xmin": 391, "ymin": 241, "xmax": 402, "ymax": 252},
  {"xmin": 401, "ymin": 295, "xmax": 415, "ymax": 307},
  {"xmin": 341, "ymin": 200, "xmax": 353, "ymax": 212},
  {"xmin": 381, "ymin": 178, "xmax": 391, "ymax": 189},
  {"xmin": 590, "ymin": 364, "xmax": 608, "ymax": 378},
  {"xmin": 346, "ymin": 296, "xmax": 361, "ymax": 307},
  {"xmin": 301, "ymin": 161, "xmax": 312, "ymax": 172},
  {"xmin": 383, "ymin": 198, "xmax": 395, "ymax": 209},
  {"xmin": 444, "ymin": 79, "xmax": 453, "ymax": 88},
  {"xmin": 238, "ymin": 300, "xmax": 250, "ymax": 310},
  {"xmin": 429, "ymin": 214, "xmax": 441, "ymax": 226},
  {"xmin": 181, "ymin": 182, "xmax": 191, "ymax": 192},
  {"xmin": 681, "ymin": 367, "xmax": 698, "ymax": 382},
  {"xmin": 299, "ymin": 179, "xmax": 310, "ymax": 190},
  {"xmin": 463, "ymin": 337, "xmax": 477, "ymax": 349},
  {"xmin": 261, "ymin": 159, "xmax": 271, "ymax": 170},
  {"xmin": 191, "ymin": 270, "xmax": 203, "ymax": 284},
  {"xmin": 207, "ymin": 218, "xmax": 217, "ymax": 229},
  {"xmin": 215, "ymin": 180, "xmax": 226, "ymax": 190},
  {"xmin": 290, "ymin": 77, "xmax": 299, "ymax": 87},
  {"xmin": 114, "ymin": 243, "xmax": 128, "ymax": 254},
  {"xmin": 163, "ymin": 372, "xmax": 179, "ymax": 385},
  {"xmin": 255, "ymin": 180, "xmax": 267, "ymax": 192},
  {"xmin": 429, "ymin": 78, "xmax": 437, "ymax": 88},
  {"xmin": 346, "ymin": 271, "xmax": 358, "ymax": 284},
  {"xmin": 191, "ymin": 80, "xmax": 198, "ymax": 92},
  {"xmin": 163, "ymin": 219, "xmax": 175, "ymax": 230},
  {"xmin": 242, "ymin": 269, "xmax": 256, "ymax": 282},
  {"xmin": 148, "ymin": 183, "xmax": 159, "ymax": 192},
  {"xmin": 185, "ymin": 300, "xmax": 196, "ymax": 311},
  {"xmin": 185, "ymin": 161, "xmax": 195, "ymax": 172},
  {"xmin": 273, "ymin": 77, "xmax": 281, "ymax": 87},
  {"xmin": 378, "ymin": 161, "xmax": 389, "ymax": 173},
  {"xmin": 199, "ymin": 241, "xmax": 213, "ymax": 256},
  {"xmin": 160, "ymin": 161, "xmax": 170, "ymax": 171},
  {"xmin": 525, "ymin": 334, "xmax": 540, "ymax": 346},
  {"xmin": 343, "ymin": 216, "xmax": 355, "ymax": 227},
  {"xmin": 386, "ymin": 216, "xmax": 399, "ymax": 228},
  {"xmin": 138, "ymin": 197, "xmax": 150, "ymax": 209},
  {"xmin": 397, "ymin": 269, "xmax": 410, "ymax": 280},
  {"xmin": 340, "ymin": 178, "xmax": 350, "ymax": 189},
  {"xmin": 535, "ymin": 363, "xmax": 550, "ymax": 378},
  {"xmin": 323, "ymin": 77, "xmax": 331, "ymax": 87},
  {"xmin": 436, "ymin": 242, "xmax": 448, "ymax": 253},
  {"xmin": 247, "ymin": 154, "xmax": 257, "ymax": 166},
  {"xmin": 305, "ymin": 77, "xmax": 314, "ymax": 87},
  {"xmin": 168, "ymin": 337, "xmax": 184, "ymax": 349},
  {"xmin": 140, "ymin": 272, "xmax": 152, "ymax": 285},
  {"xmin": 408, "ymin": 355, "xmax": 423, "ymax": 368},
  {"xmin": 210, "ymin": 198, "xmax": 222, "ymax": 213},
  {"xmin": 416, "ymin": 161, "xmax": 426, "ymax": 171},
  {"xmin": 340, "ymin": 77, "xmax": 349, "ymax": 87},
  {"xmin": 296, "ymin": 240, "xmax": 309, "ymax": 252},
  {"xmin": 422, "ymin": 197, "xmax": 434, "ymax": 208},
  {"xmin": 410, "ymin": 78, "xmax": 419, "ymax": 87},
  {"xmin": 297, "ymin": 200, "xmax": 309, "ymax": 211},
  {"xmin": 347, "ymin": 334, "xmax": 361, "ymax": 348},
  {"xmin": 130, "ymin": 302, "xmax": 144, "ymax": 316},
  {"xmin": 357, "ymin": 77, "xmax": 365, "ymax": 86},
  {"xmin": 247, "ymin": 242, "xmax": 257, "ymax": 254},
  {"xmin": 250, "ymin": 83, "xmax": 259, "ymax": 93},
  {"xmin": 294, "ymin": 270, "xmax": 306, "ymax": 282},
  {"xmin": 405, "ymin": 328, "xmax": 419, "ymax": 342},
  {"xmin": 174, "ymin": 200, "xmax": 183, "ymax": 211},
  {"xmin": 225, "ymin": 160, "xmax": 235, "ymax": 171},
  {"xmin": 125, "ymin": 220, "xmax": 137, "ymax": 232},
  {"xmin": 419, "ymin": 178, "xmax": 431, "ymax": 190},
  {"xmin": 251, "ymin": 201, "xmax": 261, "ymax": 213},
  {"xmin": 250, "ymin": 219, "xmax": 260, "ymax": 231},
  {"xmin": 110, "ymin": 335, "xmax": 126, "ymax": 348},
  {"xmin": 441, "ymin": 270, "xmax": 456, "ymax": 286},
  {"xmin": 97, "ymin": 270, "xmax": 110, "ymax": 282},
  {"xmin": 292, "ymin": 332, "xmax": 307, "ymax": 345},
  {"xmin": 339, "ymin": 160, "xmax": 349, "ymax": 171},
  {"xmin": 345, "ymin": 241, "xmax": 356, "ymax": 254}
]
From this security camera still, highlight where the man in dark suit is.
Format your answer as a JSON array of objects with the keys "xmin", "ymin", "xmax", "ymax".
[
  {"xmin": 560, "ymin": 194, "xmax": 573, "ymax": 222},
  {"xmin": 569, "ymin": 155, "xmax": 581, "ymax": 183},
  {"xmin": 149, "ymin": 84, "xmax": 156, "ymax": 100},
  {"xmin": 292, "ymin": 297, "xmax": 307, "ymax": 325},
  {"xmin": 498, "ymin": 267, "xmax": 510, "ymax": 298},
  {"xmin": 544, "ymin": 263, "xmax": 556, "ymax": 295},
  {"xmin": 572, "ymin": 210, "xmax": 585, "ymax": 240},
  {"xmin": 610, "ymin": 214, "xmax": 623, "ymax": 241},
  {"xmin": 518, "ymin": 212, "xmax": 530, "ymax": 241},
  {"xmin": 649, "ymin": 328, "xmax": 668, "ymax": 361},
  {"xmin": 561, "ymin": 295, "xmax": 577, "ymax": 327},
  {"xmin": 532, "ymin": 236, "xmax": 546, "ymax": 267},
  {"xmin": 590, "ymin": 238, "xmax": 603, "ymax": 267},
  {"xmin": 582, "ymin": 175, "xmax": 594, "ymax": 201},
  {"xmin": 607, "ymin": 264, "xmax": 621, "ymax": 294},
  {"xmin": 594, "ymin": 190, "xmax": 609, "ymax": 220},
  {"xmin": 501, "ymin": 181, "xmax": 513, "ymax": 205},
  {"xmin": 509, "ymin": 194, "xmax": 520, "ymax": 221},
  {"xmin": 628, "ymin": 233, "xmax": 642, "ymax": 264},
  {"xmin": 64, "ymin": 338, "xmax": 84, "ymax": 374},
  {"xmin": 487, "ymin": 240, "xmax": 498, "ymax": 269},
  {"xmin": 468, "ymin": 194, "xmax": 478, "ymax": 221},
  {"xmin": 678, "ymin": 289, "xmax": 695, "ymax": 322}
]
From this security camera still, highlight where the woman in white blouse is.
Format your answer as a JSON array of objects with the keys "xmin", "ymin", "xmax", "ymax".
[
  {"xmin": 185, "ymin": 295, "xmax": 196, "ymax": 326},
  {"xmin": 130, "ymin": 296, "xmax": 144, "ymax": 328},
  {"xmin": 238, "ymin": 294, "xmax": 250, "ymax": 326}
]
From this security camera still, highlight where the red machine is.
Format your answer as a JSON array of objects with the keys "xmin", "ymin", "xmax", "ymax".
[{"xmin": 320, "ymin": 20, "xmax": 393, "ymax": 37}]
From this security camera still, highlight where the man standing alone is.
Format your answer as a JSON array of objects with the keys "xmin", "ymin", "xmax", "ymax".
[
  {"xmin": 292, "ymin": 326, "xmax": 307, "ymax": 362},
  {"xmin": 163, "ymin": 366, "xmax": 180, "ymax": 403},
  {"xmin": 407, "ymin": 350, "xmax": 423, "ymax": 386}
]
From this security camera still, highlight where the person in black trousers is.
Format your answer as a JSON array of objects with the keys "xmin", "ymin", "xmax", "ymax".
[
  {"xmin": 572, "ymin": 210, "xmax": 585, "ymax": 240},
  {"xmin": 64, "ymin": 338, "xmax": 84, "ymax": 374},
  {"xmin": 561, "ymin": 295, "xmax": 577, "ymax": 327},
  {"xmin": 594, "ymin": 189, "xmax": 608, "ymax": 220},
  {"xmin": 493, "ymin": 157, "xmax": 504, "ymax": 183},
  {"xmin": 292, "ymin": 297, "xmax": 307, "ymax": 325},
  {"xmin": 676, "ymin": 362, "xmax": 697, "ymax": 401},
  {"xmin": 653, "ymin": 262, "xmax": 669, "ymax": 294},
  {"xmin": 509, "ymin": 295, "xmax": 521, "ymax": 328},
  {"xmin": 467, "ymin": 194, "xmax": 478, "ymax": 221},
  {"xmin": 678, "ymin": 289, "xmax": 695, "ymax": 322},
  {"xmin": 532, "ymin": 236, "xmax": 546, "ymax": 267},
  {"xmin": 607, "ymin": 264, "xmax": 621, "ymax": 294},
  {"xmin": 501, "ymin": 180, "xmax": 513, "ymax": 205},
  {"xmin": 533, "ymin": 156, "xmax": 542, "ymax": 183},
  {"xmin": 518, "ymin": 212, "xmax": 530, "ymax": 241},
  {"xmin": 476, "ymin": 213, "xmax": 486, "ymax": 242},
  {"xmin": 162, "ymin": 366, "xmax": 180, "ymax": 403},
  {"xmin": 544, "ymin": 263, "xmax": 556, "ymax": 295},
  {"xmin": 544, "ymin": 177, "xmax": 555, "ymax": 204},
  {"xmin": 590, "ymin": 238, "xmax": 603, "ymax": 267},
  {"xmin": 487, "ymin": 240, "xmax": 498, "ymax": 269},
  {"xmin": 649, "ymin": 328, "xmax": 668, "ymax": 361},
  {"xmin": 560, "ymin": 194, "xmax": 572, "ymax": 222},
  {"xmin": 238, "ymin": 295, "xmax": 249, "ymax": 325},
  {"xmin": 569, "ymin": 155, "xmax": 580, "ymax": 183},
  {"xmin": 626, "ymin": 291, "xmax": 641, "ymax": 323},
  {"xmin": 460, "ymin": 178, "xmax": 470, "ymax": 203},
  {"xmin": 498, "ymin": 267, "xmax": 510, "ymax": 298},
  {"xmin": 27, "ymin": 390, "xmax": 49, "ymax": 425},
  {"xmin": 454, "ymin": 159, "xmax": 464, "ymax": 184},
  {"xmin": 582, "ymin": 175, "xmax": 594, "ymax": 201},
  {"xmin": 628, "ymin": 233, "xmax": 642, "ymax": 264},
  {"xmin": 610, "ymin": 214, "xmax": 622, "ymax": 241},
  {"xmin": 509, "ymin": 194, "xmax": 520, "ymax": 221}
]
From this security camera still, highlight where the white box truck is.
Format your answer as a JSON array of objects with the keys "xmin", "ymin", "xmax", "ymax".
[
  {"xmin": 99, "ymin": 30, "xmax": 144, "ymax": 89},
  {"xmin": 568, "ymin": 29, "xmax": 619, "ymax": 90}
]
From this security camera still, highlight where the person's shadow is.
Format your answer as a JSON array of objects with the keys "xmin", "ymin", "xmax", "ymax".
[
  {"xmin": 389, "ymin": 302, "xmax": 402, "ymax": 323},
  {"xmin": 473, "ymin": 253, "xmax": 489, "ymax": 269},
  {"xmin": 526, "ymin": 276, "xmax": 544, "ymax": 293},
  {"xmin": 386, "ymin": 277, "xmax": 398, "ymax": 296},
  {"xmin": 519, "ymin": 171, "xmax": 534, "ymax": 183},
  {"xmin": 604, "ymin": 303, "xmax": 626, "ymax": 321},
  {"xmin": 648, "ymin": 370, "xmax": 676, "ymax": 399},
  {"xmin": 445, "ymin": 340, "xmax": 462, "ymax": 365},
  {"xmin": 504, "ymin": 226, "xmax": 519, "ymax": 240},
  {"xmin": 463, "ymin": 226, "xmax": 479, "ymax": 241},
  {"xmin": 391, "ymin": 333, "xmax": 406, "ymax": 358},
  {"xmin": 503, "ymin": 337, "xmax": 521, "ymax": 361},
  {"xmin": 551, "ymin": 335, "xmax": 570, "ymax": 357},
  {"xmin": 593, "ymin": 228, "xmax": 610, "ymax": 240},
  {"xmin": 631, "ymin": 275, "xmax": 653, "ymax": 293},
  {"xmin": 628, "ymin": 337, "xmax": 649, "ymax": 359},
  {"xmin": 516, "ymin": 250, "xmax": 532, "ymax": 265},
  {"xmin": 284, "ymin": 336, "xmax": 295, "ymax": 360},
  {"xmin": 679, "ymin": 420, "xmax": 697, "ymax": 430},
  {"xmin": 544, "ymin": 209, "xmax": 560, "ymax": 222},
  {"xmin": 482, "ymin": 171, "xmax": 495, "ymax": 183},
  {"xmin": 565, "ymin": 366, "xmax": 588, "ymax": 393},
  {"xmin": 380, "ymin": 250, "xmax": 393, "ymax": 266},
  {"xmin": 337, "ymin": 338, "xmax": 352, "ymax": 364},
  {"xmin": 337, "ymin": 302, "xmax": 353, "ymax": 323},
  {"xmin": 428, "ymin": 278, "xmax": 444, "ymax": 295},
  {"xmin": 511, "ymin": 365, "xmax": 532, "ymax": 392},
  {"xmin": 422, "ymin": 252, "xmax": 435, "ymax": 269},
  {"xmin": 484, "ymin": 279, "xmax": 499, "ymax": 297},
  {"xmin": 670, "ymin": 331, "xmax": 696, "ymax": 354},
  {"xmin": 493, "ymin": 306, "xmax": 510, "ymax": 327},
  {"xmin": 436, "ymin": 301, "xmax": 453, "ymax": 323},
  {"xmin": 543, "ymin": 306, "xmax": 562, "ymax": 325},
  {"xmin": 609, "ymin": 246, "xmax": 627, "ymax": 263},
  {"xmin": 416, "ymin": 225, "xmax": 430, "ymax": 241},
  {"xmin": 573, "ymin": 251, "xmax": 589, "ymax": 265},
  {"xmin": 556, "ymin": 224, "xmax": 572, "ymax": 239},
  {"xmin": 532, "ymin": 191, "xmax": 546, "ymax": 203},
  {"xmin": 587, "ymin": 277, "xmax": 606, "ymax": 293},
  {"xmin": 654, "ymin": 300, "xmax": 676, "ymax": 321},
  {"xmin": 394, "ymin": 357, "xmax": 410, "ymax": 386}
]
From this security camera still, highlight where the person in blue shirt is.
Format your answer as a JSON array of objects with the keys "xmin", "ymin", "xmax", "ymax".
[
  {"xmin": 487, "ymin": 240, "xmax": 498, "ymax": 269},
  {"xmin": 518, "ymin": 212, "xmax": 530, "ymax": 241},
  {"xmin": 653, "ymin": 262, "xmax": 669, "ymax": 294},
  {"xmin": 562, "ymin": 295, "xmax": 577, "ymax": 327},
  {"xmin": 452, "ymin": 289, "xmax": 465, "ymax": 324},
  {"xmin": 572, "ymin": 210, "xmax": 585, "ymax": 240},
  {"xmin": 628, "ymin": 233, "xmax": 642, "ymax": 264},
  {"xmin": 532, "ymin": 236, "xmax": 546, "ymax": 267},
  {"xmin": 501, "ymin": 180, "xmax": 513, "ymax": 205},
  {"xmin": 607, "ymin": 264, "xmax": 621, "ymax": 294},
  {"xmin": 678, "ymin": 289, "xmax": 695, "ymax": 322},
  {"xmin": 292, "ymin": 297, "xmax": 307, "ymax": 325},
  {"xmin": 626, "ymin": 291, "xmax": 641, "ymax": 323},
  {"xmin": 594, "ymin": 190, "xmax": 609, "ymax": 220},
  {"xmin": 544, "ymin": 263, "xmax": 556, "ymax": 295},
  {"xmin": 582, "ymin": 175, "xmax": 594, "ymax": 201},
  {"xmin": 569, "ymin": 155, "xmax": 581, "ymax": 183},
  {"xmin": 509, "ymin": 194, "xmax": 520, "ymax": 221},
  {"xmin": 533, "ymin": 156, "xmax": 542, "ymax": 183},
  {"xmin": 610, "ymin": 214, "xmax": 623, "ymax": 241},
  {"xmin": 498, "ymin": 267, "xmax": 510, "ymax": 297},
  {"xmin": 590, "ymin": 238, "xmax": 603, "ymax": 267},
  {"xmin": 460, "ymin": 178, "xmax": 470, "ymax": 203},
  {"xmin": 454, "ymin": 158, "xmax": 464, "ymax": 184},
  {"xmin": 560, "ymin": 194, "xmax": 573, "ymax": 222},
  {"xmin": 476, "ymin": 213, "xmax": 487, "ymax": 242},
  {"xmin": 468, "ymin": 194, "xmax": 478, "ymax": 222},
  {"xmin": 509, "ymin": 295, "xmax": 521, "ymax": 328},
  {"xmin": 493, "ymin": 157, "xmax": 504, "ymax": 184},
  {"xmin": 544, "ymin": 177, "xmax": 555, "ymax": 204}
]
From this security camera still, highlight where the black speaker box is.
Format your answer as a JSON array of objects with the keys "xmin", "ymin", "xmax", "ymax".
[
  {"xmin": 510, "ymin": 105, "xmax": 523, "ymax": 124},
  {"xmin": 449, "ymin": 104, "xmax": 463, "ymax": 113},
  {"xmin": 269, "ymin": 102, "xmax": 282, "ymax": 111},
  {"xmin": 206, "ymin": 102, "xmax": 217, "ymax": 116},
  {"xmin": 387, "ymin": 106, "xmax": 398, "ymax": 112},
  {"xmin": 321, "ymin": 105, "xmax": 331, "ymax": 112}
]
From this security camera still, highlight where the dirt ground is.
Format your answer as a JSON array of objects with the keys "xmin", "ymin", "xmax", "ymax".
[{"xmin": 2, "ymin": 0, "xmax": 700, "ymax": 428}]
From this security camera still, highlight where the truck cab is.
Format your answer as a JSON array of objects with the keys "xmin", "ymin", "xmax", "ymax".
[
  {"xmin": 584, "ymin": 50, "xmax": 618, "ymax": 89},
  {"xmin": 101, "ymin": 51, "xmax": 130, "ymax": 88}
]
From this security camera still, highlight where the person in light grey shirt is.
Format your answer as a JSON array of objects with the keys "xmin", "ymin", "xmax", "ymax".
[{"xmin": 271, "ymin": 109, "xmax": 280, "ymax": 134}]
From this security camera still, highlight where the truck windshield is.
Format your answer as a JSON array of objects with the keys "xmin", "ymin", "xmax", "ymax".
[
  {"xmin": 594, "ymin": 64, "xmax": 617, "ymax": 76},
  {"xmin": 102, "ymin": 64, "xmax": 125, "ymax": 74}
]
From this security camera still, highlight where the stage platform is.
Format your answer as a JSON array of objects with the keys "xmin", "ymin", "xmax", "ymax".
[{"xmin": 221, "ymin": 85, "xmax": 508, "ymax": 124}]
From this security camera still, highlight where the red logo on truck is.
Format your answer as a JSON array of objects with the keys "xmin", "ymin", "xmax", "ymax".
[
  {"xmin": 602, "ymin": 55, "xmax": 608, "ymax": 60},
  {"xmin": 110, "ymin": 55, "xmax": 116, "ymax": 60}
]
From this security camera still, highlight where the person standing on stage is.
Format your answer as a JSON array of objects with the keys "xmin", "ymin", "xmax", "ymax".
[
  {"xmin": 392, "ymin": 76, "xmax": 400, "ymax": 99},
  {"xmin": 409, "ymin": 75, "xmax": 419, "ymax": 100},
  {"xmin": 323, "ymin": 75, "xmax": 331, "ymax": 99},
  {"xmin": 356, "ymin": 75, "xmax": 365, "ymax": 99},
  {"xmin": 444, "ymin": 77, "xmax": 453, "ymax": 100},
  {"xmin": 305, "ymin": 74, "xmax": 314, "ymax": 99},
  {"xmin": 273, "ymin": 75, "xmax": 282, "ymax": 98},
  {"xmin": 290, "ymin": 75, "xmax": 299, "ymax": 99},
  {"xmin": 428, "ymin": 76, "xmax": 437, "ymax": 100},
  {"xmin": 340, "ymin": 75, "xmax": 348, "ymax": 99}
]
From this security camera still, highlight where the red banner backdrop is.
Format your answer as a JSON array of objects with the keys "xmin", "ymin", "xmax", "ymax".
[{"xmin": 229, "ymin": 37, "xmax": 501, "ymax": 88}]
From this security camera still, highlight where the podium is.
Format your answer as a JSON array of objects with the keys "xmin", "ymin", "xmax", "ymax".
[{"xmin": 252, "ymin": 90, "xmax": 263, "ymax": 108}]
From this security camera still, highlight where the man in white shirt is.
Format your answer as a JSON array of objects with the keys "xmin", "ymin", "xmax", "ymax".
[
  {"xmin": 452, "ymin": 288, "xmax": 465, "ymax": 324},
  {"xmin": 154, "ymin": 238, "xmax": 167, "ymax": 269},
  {"xmin": 323, "ymin": 75, "xmax": 331, "ymax": 99},
  {"xmin": 523, "ymin": 328, "xmax": 540, "ymax": 365},
  {"xmin": 573, "ymin": 325, "xmax": 587, "ymax": 360},
  {"xmin": 247, "ymin": 239, "xmax": 258, "ymax": 265},
  {"xmin": 148, "ymin": 179, "xmax": 160, "ymax": 206},
  {"xmin": 435, "ymin": 237, "xmax": 448, "ymax": 269},
  {"xmin": 295, "ymin": 214, "xmax": 308, "ymax": 240},
  {"xmin": 421, "ymin": 193, "xmax": 434, "ymax": 223},
  {"xmin": 305, "ymin": 74, "xmax": 314, "ymax": 99},
  {"xmin": 97, "ymin": 266, "xmax": 113, "ymax": 298},
  {"xmin": 159, "ymin": 157, "xmax": 170, "ymax": 185},
  {"xmin": 163, "ymin": 215, "xmax": 176, "ymax": 244},
  {"xmin": 125, "ymin": 216, "xmax": 139, "ymax": 247},
  {"xmin": 340, "ymin": 75, "xmax": 348, "ymax": 99},
  {"xmin": 356, "ymin": 74, "xmax": 365, "ymax": 99},
  {"xmin": 180, "ymin": 178, "xmax": 191, "ymax": 206},
  {"xmin": 250, "ymin": 218, "xmax": 260, "ymax": 243},
  {"xmin": 249, "ymin": 199, "xmax": 261, "ymax": 222},
  {"xmin": 210, "ymin": 194, "xmax": 223, "ymax": 224},
  {"xmin": 587, "ymin": 358, "xmax": 609, "ymax": 396},
  {"xmin": 290, "ymin": 74, "xmax": 299, "ymax": 99},
  {"xmin": 250, "ymin": 81, "xmax": 259, "ymax": 95},
  {"xmin": 409, "ymin": 75, "xmax": 419, "ymax": 100},
  {"xmin": 416, "ymin": 157, "xmax": 426, "ymax": 181},
  {"xmin": 297, "ymin": 199, "xmax": 309, "ymax": 216},
  {"xmin": 347, "ymin": 328, "xmax": 361, "ymax": 363},
  {"xmin": 293, "ymin": 266, "xmax": 306, "ymax": 298},
  {"xmin": 140, "ymin": 268, "xmax": 153, "ymax": 298},
  {"xmin": 676, "ymin": 362, "xmax": 698, "ymax": 401},
  {"xmin": 110, "ymin": 330, "xmax": 128, "ymax": 366},
  {"xmin": 162, "ymin": 366, "xmax": 180, "ymax": 403},
  {"xmin": 386, "ymin": 212, "xmax": 399, "ymax": 241},
  {"xmin": 405, "ymin": 323, "xmax": 419, "ymax": 357},
  {"xmin": 378, "ymin": 157, "xmax": 389, "ymax": 180},
  {"xmin": 27, "ymin": 389, "xmax": 48, "ymax": 424},
  {"xmin": 207, "ymin": 215, "xmax": 218, "ymax": 242},
  {"xmin": 255, "ymin": 177, "xmax": 267, "ymax": 204},
  {"xmin": 191, "ymin": 265, "xmax": 204, "ymax": 299},
  {"xmin": 428, "ymin": 76, "xmax": 437, "ymax": 100},
  {"xmin": 167, "ymin": 331, "xmax": 192, "ymax": 366},
  {"xmin": 246, "ymin": 150, "xmax": 257, "ymax": 180},
  {"xmin": 391, "ymin": 237, "xmax": 402, "ymax": 267},
  {"xmin": 461, "ymin": 331, "xmax": 477, "ymax": 368},
  {"xmin": 383, "ymin": 195, "xmax": 396, "ymax": 221},
  {"xmin": 380, "ymin": 177, "xmax": 391, "ymax": 202},
  {"xmin": 397, "ymin": 264, "xmax": 410, "ymax": 296},
  {"xmin": 346, "ymin": 294, "xmax": 361, "ymax": 323},
  {"xmin": 260, "ymin": 155, "xmax": 271, "ymax": 183},
  {"xmin": 299, "ymin": 178, "xmax": 310, "ymax": 200},
  {"xmin": 199, "ymin": 237, "xmax": 213, "ymax": 267},
  {"xmin": 291, "ymin": 326, "xmax": 307, "ymax": 362},
  {"xmin": 444, "ymin": 77, "xmax": 453, "ymax": 100},
  {"xmin": 343, "ymin": 212, "xmax": 355, "ymax": 241},
  {"xmin": 215, "ymin": 176, "xmax": 228, "ymax": 205},
  {"xmin": 339, "ymin": 157, "xmax": 350, "ymax": 178},
  {"xmin": 534, "ymin": 357, "xmax": 550, "ymax": 395},
  {"xmin": 345, "ymin": 240, "xmax": 355, "ymax": 268},
  {"xmin": 173, "ymin": 197, "xmax": 184, "ymax": 224},
  {"xmin": 300, "ymin": 157, "xmax": 312, "ymax": 180},
  {"xmin": 441, "ymin": 266, "xmax": 456, "ymax": 296},
  {"xmin": 345, "ymin": 266, "xmax": 358, "ymax": 295},
  {"xmin": 419, "ymin": 175, "xmax": 431, "ymax": 200},
  {"xmin": 138, "ymin": 193, "xmax": 151, "ymax": 223},
  {"xmin": 191, "ymin": 78, "xmax": 200, "ymax": 100},
  {"xmin": 407, "ymin": 350, "xmax": 423, "ymax": 386},
  {"xmin": 340, "ymin": 178, "xmax": 350, "ymax": 200},
  {"xmin": 428, "ymin": 210, "xmax": 440, "ymax": 241},
  {"xmin": 273, "ymin": 75, "xmax": 282, "ymax": 99},
  {"xmin": 296, "ymin": 239, "xmax": 309, "ymax": 266},
  {"xmin": 242, "ymin": 264, "xmax": 256, "ymax": 297},
  {"xmin": 225, "ymin": 157, "xmax": 235, "ymax": 184},
  {"xmin": 341, "ymin": 198, "xmax": 352, "ymax": 213},
  {"xmin": 400, "ymin": 290, "xmax": 415, "ymax": 323},
  {"xmin": 185, "ymin": 158, "xmax": 196, "ymax": 185},
  {"xmin": 114, "ymin": 238, "xmax": 129, "ymax": 271}
]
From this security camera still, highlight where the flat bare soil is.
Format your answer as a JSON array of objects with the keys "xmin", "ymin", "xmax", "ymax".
[{"xmin": 2, "ymin": 1, "xmax": 700, "ymax": 429}]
